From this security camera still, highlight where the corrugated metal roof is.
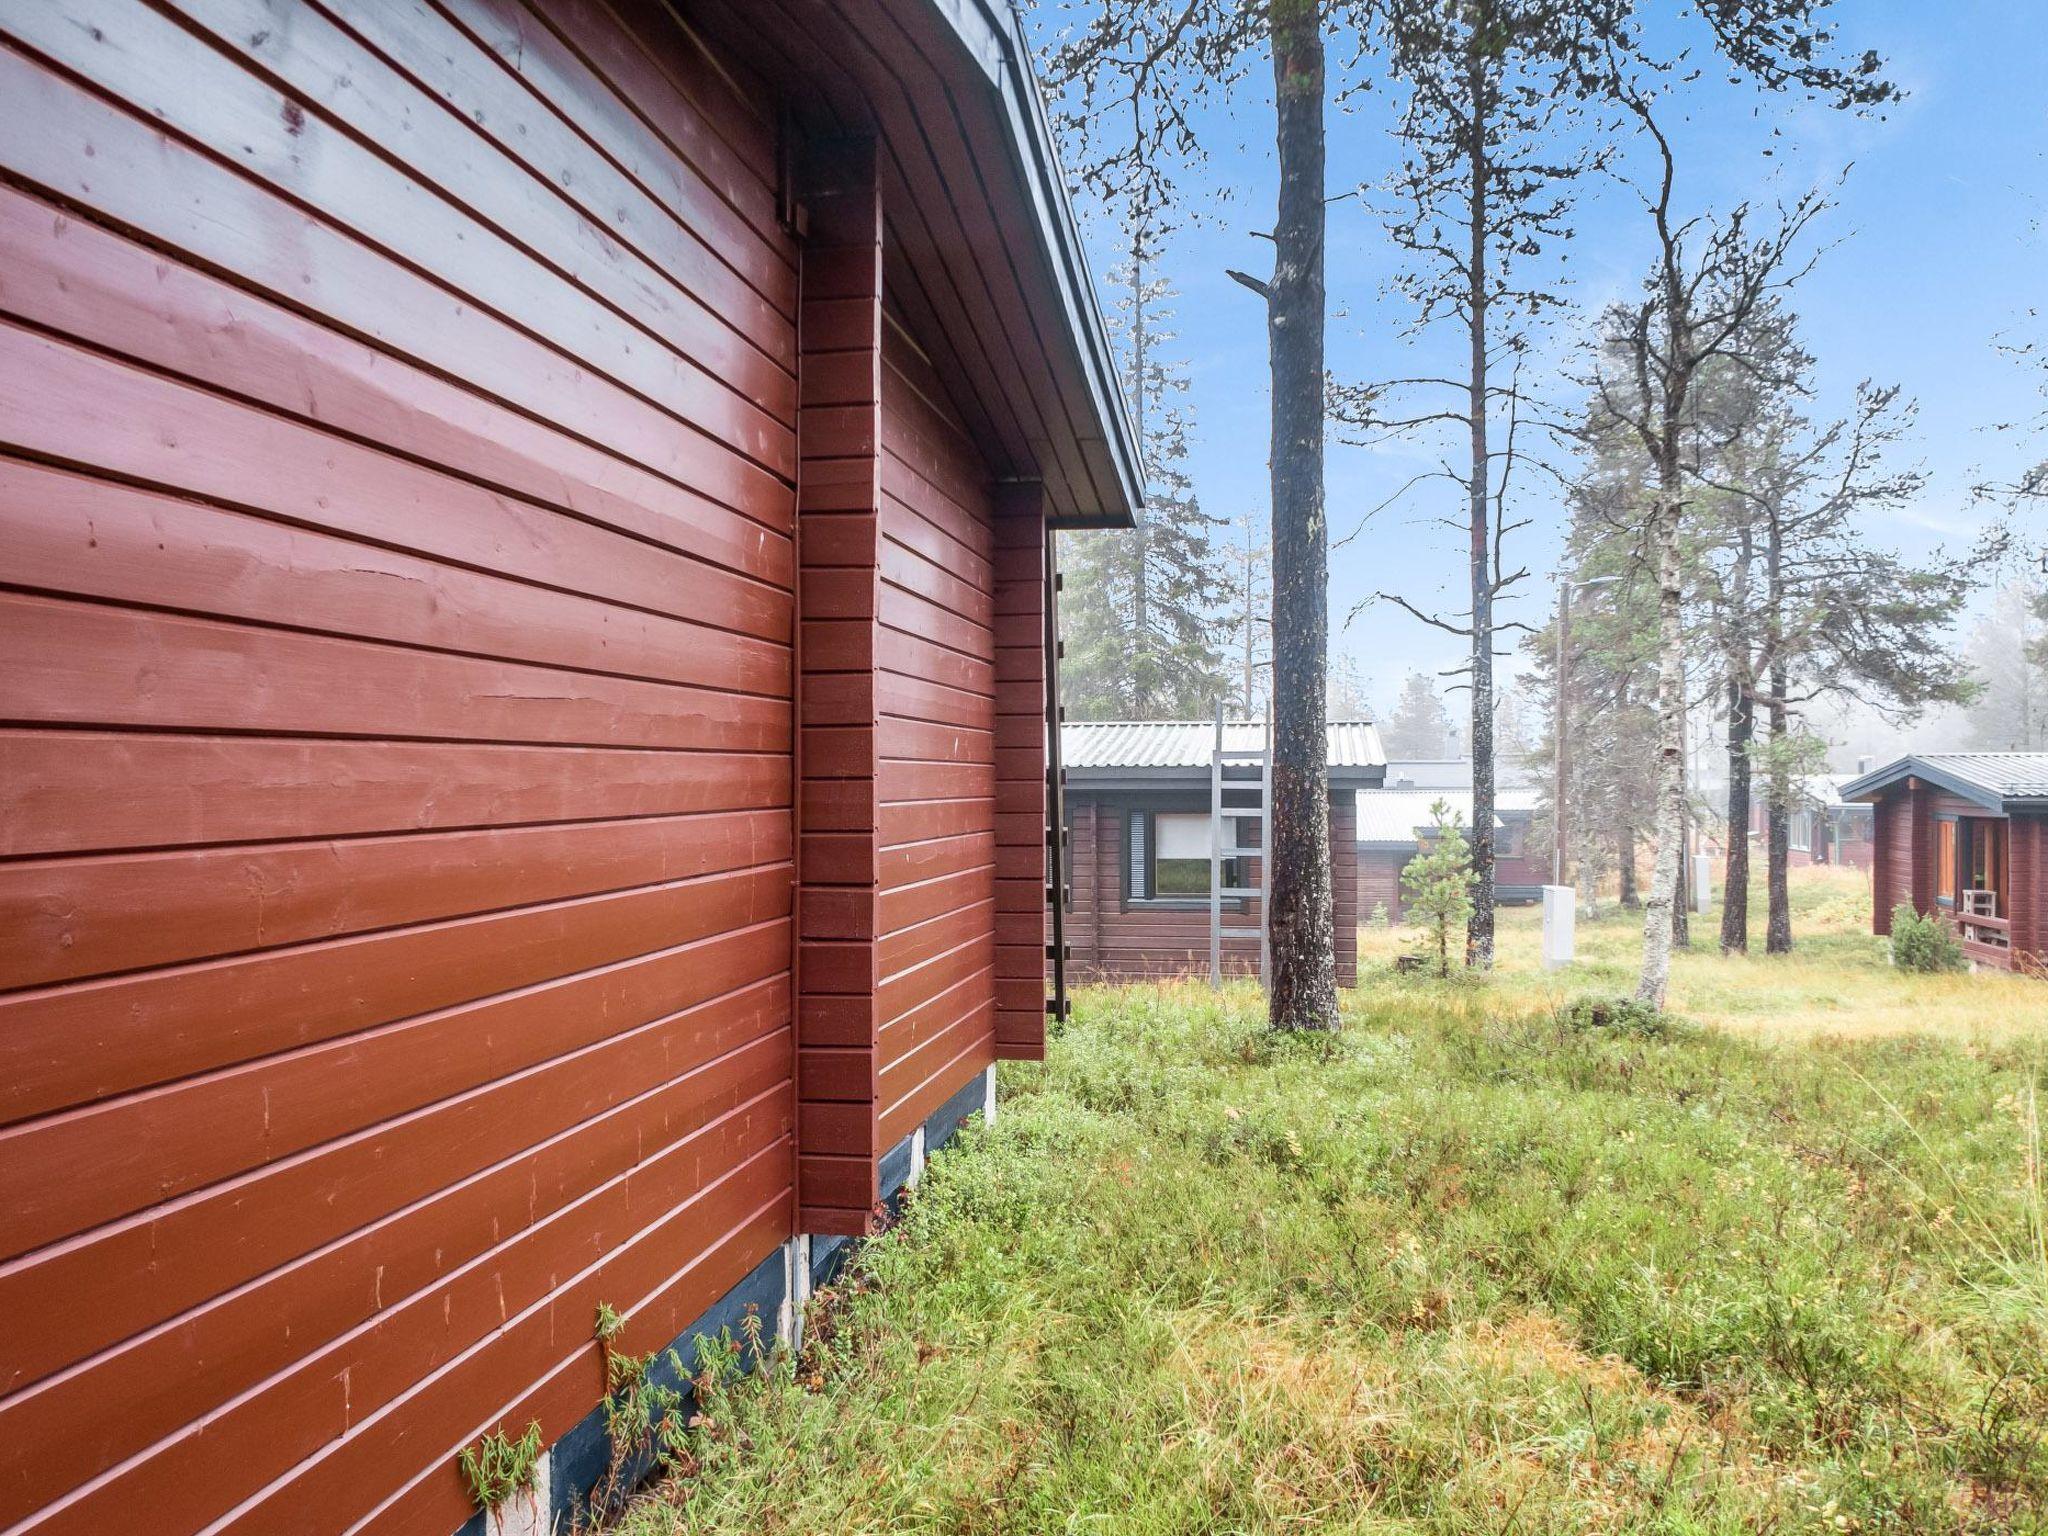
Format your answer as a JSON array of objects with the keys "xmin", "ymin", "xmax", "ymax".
[
  {"xmin": 1801, "ymin": 774, "xmax": 1866, "ymax": 810},
  {"xmin": 1062, "ymin": 719, "xmax": 1386, "ymax": 772},
  {"xmin": 1840, "ymin": 752, "xmax": 2048, "ymax": 809},
  {"xmin": 1355, "ymin": 789, "xmax": 1501, "ymax": 845},
  {"xmin": 1917, "ymin": 753, "xmax": 2048, "ymax": 799},
  {"xmin": 1379, "ymin": 756, "xmax": 1543, "ymax": 793},
  {"xmin": 1382, "ymin": 759, "xmax": 1470, "ymax": 789}
]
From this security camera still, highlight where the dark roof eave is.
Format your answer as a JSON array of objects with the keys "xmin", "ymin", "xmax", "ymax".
[
  {"xmin": 932, "ymin": 0, "xmax": 1141, "ymax": 529},
  {"xmin": 1840, "ymin": 756, "xmax": 2007, "ymax": 813},
  {"xmin": 1067, "ymin": 766, "xmax": 1386, "ymax": 792}
]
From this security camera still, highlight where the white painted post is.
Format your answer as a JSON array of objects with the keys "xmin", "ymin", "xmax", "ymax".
[
  {"xmin": 1541, "ymin": 884, "xmax": 1576, "ymax": 971},
  {"xmin": 486, "ymin": 1455, "xmax": 552, "ymax": 1536},
  {"xmin": 906, "ymin": 1124, "xmax": 926, "ymax": 1189},
  {"xmin": 781, "ymin": 1235, "xmax": 811, "ymax": 1354},
  {"xmin": 981, "ymin": 1063, "xmax": 997, "ymax": 1127},
  {"xmin": 1691, "ymin": 856, "xmax": 1712, "ymax": 914}
]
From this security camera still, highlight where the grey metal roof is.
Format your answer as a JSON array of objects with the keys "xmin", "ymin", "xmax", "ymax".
[
  {"xmin": 1380, "ymin": 756, "xmax": 1543, "ymax": 793},
  {"xmin": 1799, "ymin": 774, "xmax": 1873, "ymax": 811},
  {"xmin": 1355, "ymin": 789, "xmax": 1502, "ymax": 847},
  {"xmin": 1382, "ymin": 759, "xmax": 1471, "ymax": 790},
  {"xmin": 1062, "ymin": 719, "xmax": 1386, "ymax": 778},
  {"xmin": 1839, "ymin": 753, "xmax": 2048, "ymax": 812}
]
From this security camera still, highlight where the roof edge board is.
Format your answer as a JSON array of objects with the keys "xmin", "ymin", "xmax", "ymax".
[
  {"xmin": 1839, "ymin": 756, "xmax": 2008, "ymax": 813},
  {"xmin": 924, "ymin": 0, "xmax": 1143, "ymax": 527}
]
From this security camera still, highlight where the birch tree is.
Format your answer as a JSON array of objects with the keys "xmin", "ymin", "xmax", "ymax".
[{"xmin": 1583, "ymin": 142, "xmax": 1831, "ymax": 1005}]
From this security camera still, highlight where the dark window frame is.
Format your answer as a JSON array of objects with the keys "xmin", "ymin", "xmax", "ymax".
[{"xmin": 1121, "ymin": 807, "xmax": 1249, "ymax": 911}]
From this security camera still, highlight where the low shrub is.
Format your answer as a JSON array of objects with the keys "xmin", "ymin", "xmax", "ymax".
[
  {"xmin": 1555, "ymin": 994, "xmax": 1677, "ymax": 1038},
  {"xmin": 1890, "ymin": 903, "xmax": 1966, "ymax": 973}
]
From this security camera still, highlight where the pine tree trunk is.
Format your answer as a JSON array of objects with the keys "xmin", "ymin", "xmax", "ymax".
[
  {"xmin": 1764, "ymin": 518, "xmax": 1792, "ymax": 954},
  {"xmin": 1720, "ymin": 676, "xmax": 1754, "ymax": 953},
  {"xmin": 1464, "ymin": 40, "xmax": 1496, "ymax": 971},
  {"xmin": 1637, "ymin": 489, "xmax": 1685, "ymax": 1008},
  {"xmin": 1766, "ymin": 662, "xmax": 1793, "ymax": 953},
  {"xmin": 1264, "ymin": 1, "xmax": 1336, "ymax": 1030}
]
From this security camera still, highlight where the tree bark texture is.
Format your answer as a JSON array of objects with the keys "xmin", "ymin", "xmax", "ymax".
[
  {"xmin": 1766, "ymin": 661, "xmax": 1793, "ymax": 953},
  {"xmin": 1720, "ymin": 676, "xmax": 1754, "ymax": 953},
  {"xmin": 1264, "ymin": 1, "xmax": 1337, "ymax": 1030},
  {"xmin": 1672, "ymin": 690, "xmax": 1690, "ymax": 950},
  {"xmin": 1637, "ymin": 489, "xmax": 1685, "ymax": 1008},
  {"xmin": 1765, "ymin": 520, "xmax": 1792, "ymax": 953}
]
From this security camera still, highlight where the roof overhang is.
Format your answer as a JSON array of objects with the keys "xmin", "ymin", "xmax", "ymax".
[
  {"xmin": 1840, "ymin": 756, "xmax": 2007, "ymax": 814},
  {"xmin": 1068, "ymin": 764, "xmax": 1388, "ymax": 795},
  {"xmin": 682, "ymin": 0, "xmax": 1141, "ymax": 530}
]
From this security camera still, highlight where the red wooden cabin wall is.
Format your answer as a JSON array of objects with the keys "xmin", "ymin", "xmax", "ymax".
[
  {"xmin": 794, "ymin": 136, "xmax": 887, "ymax": 1234},
  {"xmin": 874, "ymin": 325, "xmax": 1000, "ymax": 1150},
  {"xmin": 0, "ymin": 2, "xmax": 1047, "ymax": 1531}
]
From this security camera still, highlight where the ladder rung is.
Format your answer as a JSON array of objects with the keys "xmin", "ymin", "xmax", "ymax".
[
  {"xmin": 1218, "ymin": 846, "xmax": 1261, "ymax": 858},
  {"xmin": 1218, "ymin": 886, "xmax": 1259, "ymax": 898},
  {"xmin": 1218, "ymin": 927, "xmax": 1262, "ymax": 940}
]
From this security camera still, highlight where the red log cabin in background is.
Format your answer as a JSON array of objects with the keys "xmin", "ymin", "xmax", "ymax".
[
  {"xmin": 1745, "ymin": 772, "xmax": 1877, "ymax": 870},
  {"xmin": 1847, "ymin": 754, "xmax": 2048, "ymax": 973},
  {"xmin": 0, "ymin": 2, "xmax": 1138, "ymax": 1531},
  {"xmin": 1061, "ymin": 720, "xmax": 1386, "ymax": 985},
  {"xmin": 1354, "ymin": 759, "xmax": 1545, "ymax": 925}
]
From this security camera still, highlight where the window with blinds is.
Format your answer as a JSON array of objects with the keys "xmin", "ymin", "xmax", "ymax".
[{"xmin": 1125, "ymin": 810, "xmax": 1245, "ymax": 902}]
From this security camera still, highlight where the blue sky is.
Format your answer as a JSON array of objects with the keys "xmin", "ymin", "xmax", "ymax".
[{"xmin": 1027, "ymin": 1, "xmax": 2048, "ymax": 716}]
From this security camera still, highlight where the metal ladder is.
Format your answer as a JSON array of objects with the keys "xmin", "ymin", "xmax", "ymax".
[{"xmin": 1209, "ymin": 703, "xmax": 1270, "ymax": 988}]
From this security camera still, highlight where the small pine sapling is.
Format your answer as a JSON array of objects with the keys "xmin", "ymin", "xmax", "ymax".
[{"xmin": 1401, "ymin": 800, "xmax": 1477, "ymax": 979}]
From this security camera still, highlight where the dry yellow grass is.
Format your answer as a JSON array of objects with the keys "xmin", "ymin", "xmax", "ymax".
[{"xmin": 1359, "ymin": 864, "xmax": 2048, "ymax": 1041}]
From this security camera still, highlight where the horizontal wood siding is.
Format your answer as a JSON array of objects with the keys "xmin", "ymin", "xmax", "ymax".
[
  {"xmin": 874, "ymin": 319, "xmax": 997, "ymax": 1147},
  {"xmin": 993, "ymin": 488, "xmax": 1050, "ymax": 1060},
  {"xmin": 1068, "ymin": 793, "xmax": 1356, "ymax": 985},
  {"xmin": 795, "ymin": 137, "xmax": 883, "ymax": 1235},
  {"xmin": 1360, "ymin": 848, "xmax": 1408, "ymax": 924},
  {"xmin": 2009, "ymin": 816, "xmax": 2043, "ymax": 967},
  {"xmin": 1331, "ymin": 794, "xmax": 1358, "ymax": 985},
  {"xmin": 0, "ymin": 4, "xmax": 796, "ymax": 1533}
]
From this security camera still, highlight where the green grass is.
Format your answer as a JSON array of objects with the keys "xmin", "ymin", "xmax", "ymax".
[
  {"xmin": 620, "ymin": 875, "xmax": 2048, "ymax": 1535},
  {"xmin": 1364, "ymin": 867, "xmax": 2048, "ymax": 1042}
]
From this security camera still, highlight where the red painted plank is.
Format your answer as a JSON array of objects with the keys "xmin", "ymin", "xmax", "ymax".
[
  {"xmin": 0, "ymin": 460, "xmax": 789, "ymax": 686},
  {"xmin": 0, "ymin": 326, "xmax": 788, "ymax": 626},
  {"xmin": 0, "ymin": 805, "xmax": 787, "ymax": 990},
  {"xmin": 2, "ymin": 4, "xmax": 796, "ymax": 469},
  {"xmin": 0, "ymin": 47, "xmax": 791, "ymax": 523},
  {"xmin": 0, "ymin": 731, "xmax": 786, "ymax": 860},
  {"xmin": 0, "ymin": 920, "xmax": 790, "ymax": 1262},
  {"xmin": 0, "ymin": 1026, "xmax": 789, "ymax": 1518},
  {"xmin": 0, "ymin": 593, "xmax": 789, "ymax": 752},
  {"xmin": 0, "ymin": 185, "xmax": 792, "ymax": 579},
  {"xmin": 0, "ymin": 867, "xmax": 790, "ymax": 1129}
]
